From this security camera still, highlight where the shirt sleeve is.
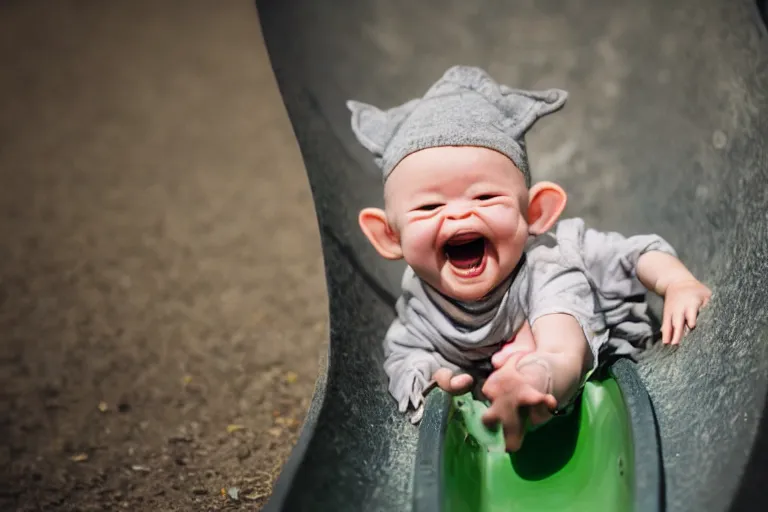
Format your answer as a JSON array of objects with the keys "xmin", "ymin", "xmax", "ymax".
[
  {"xmin": 522, "ymin": 248, "xmax": 603, "ymax": 371},
  {"xmin": 575, "ymin": 219, "xmax": 678, "ymax": 299},
  {"xmin": 382, "ymin": 297, "xmax": 458, "ymax": 420}
]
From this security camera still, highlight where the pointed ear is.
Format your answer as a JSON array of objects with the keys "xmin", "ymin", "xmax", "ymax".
[
  {"xmin": 358, "ymin": 208, "xmax": 403, "ymax": 260},
  {"xmin": 347, "ymin": 98, "xmax": 420, "ymax": 158},
  {"xmin": 527, "ymin": 182, "xmax": 567, "ymax": 235},
  {"xmin": 496, "ymin": 86, "xmax": 568, "ymax": 139}
]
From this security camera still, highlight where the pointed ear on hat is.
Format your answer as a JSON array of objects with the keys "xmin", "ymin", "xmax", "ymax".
[
  {"xmin": 496, "ymin": 86, "xmax": 569, "ymax": 139},
  {"xmin": 347, "ymin": 98, "xmax": 421, "ymax": 159}
]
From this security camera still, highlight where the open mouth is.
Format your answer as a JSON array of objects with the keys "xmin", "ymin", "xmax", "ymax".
[{"xmin": 443, "ymin": 233, "xmax": 487, "ymax": 278}]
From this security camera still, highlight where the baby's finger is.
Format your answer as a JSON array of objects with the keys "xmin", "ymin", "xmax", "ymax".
[
  {"xmin": 517, "ymin": 388, "xmax": 558, "ymax": 411},
  {"xmin": 523, "ymin": 391, "xmax": 558, "ymax": 426},
  {"xmin": 684, "ymin": 306, "xmax": 698, "ymax": 332},
  {"xmin": 662, "ymin": 309, "xmax": 672, "ymax": 344},
  {"xmin": 433, "ymin": 368, "xmax": 474, "ymax": 395},
  {"xmin": 671, "ymin": 310, "xmax": 685, "ymax": 345},
  {"xmin": 449, "ymin": 373, "xmax": 474, "ymax": 394},
  {"xmin": 482, "ymin": 402, "xmax": 525, "ymax": 452},
  {"xmin": 528, "ymin": 403, "xmax": 554, "ymax": 426},
  {"xmin": 432, "ymin": 368, "xmax": 456, "ymax": 393},
  {"xmin": 543, "ymin": 393, "xmax": 558, "ymax": 411},
  {"xmin": 491, "ymin": 344, "xmax": 517, "ymax": 369},
  {"xmin": 481, "ymin": 403, "xmax": 501, "ymax": 431},
  {"xmin": 492, "ymin": 348, "xmax": 531, "ymax": 370},
  {"xmin": 504, "ymin": 427, "xmax": 526, "ymax": 452}
]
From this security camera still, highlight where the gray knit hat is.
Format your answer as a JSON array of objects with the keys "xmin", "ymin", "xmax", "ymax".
[{"xmin": 347, "ymin": 65, "xmax": 568, "ymax": 187}]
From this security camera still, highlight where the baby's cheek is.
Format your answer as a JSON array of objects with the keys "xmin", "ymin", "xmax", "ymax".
[
  {"xmin": 485, "ymin": 209, "xmax": 527, "ymax": 270},
  {"xmin": 485, "ymin": 208, "xmax": 525, "ymax": 241},
  {"xmin": 400, "ymin": 224, "xmax": 438, "ymax": 265}
]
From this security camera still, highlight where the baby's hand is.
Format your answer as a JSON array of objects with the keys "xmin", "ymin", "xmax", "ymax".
[
  {"xmin": 662, "ymin": 279, "xmax": 712, "ymax": 345},
  {"xmin": 481, "ymin": 353, "xmax": 557, "ymax": 452},
  {"xmin": 431, "ymin": 368, "xmax": 474, "ymax": 395}
]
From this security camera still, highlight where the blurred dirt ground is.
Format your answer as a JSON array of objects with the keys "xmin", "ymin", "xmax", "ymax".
[{"xmin": 0, "ymin": 1, "xmax": 328, "ymax": 510}]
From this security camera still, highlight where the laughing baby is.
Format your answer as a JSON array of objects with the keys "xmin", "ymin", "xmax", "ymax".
[{"xmin": 347, "ymin": 66, "xmax": 711, "ymax": 451}]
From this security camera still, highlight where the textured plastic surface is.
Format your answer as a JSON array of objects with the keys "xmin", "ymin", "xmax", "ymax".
[
  {"xmin": 255, "ymin": 0, "xmax": 768, "ymax": 511},
  {"xmin": 443, "ymin": 378, "xmax": 634, "ymax": 512},
  {"xmin": 413, "ymin": 359, "xmax": 660, "ymax": 512}
]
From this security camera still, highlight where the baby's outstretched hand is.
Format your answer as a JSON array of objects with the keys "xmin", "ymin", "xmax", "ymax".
[
  {"xmin": 662, "ymin": 279, "xmax": 712, "ymax": 345},
  {"xmin": 432, "ymin": 368, "xmax": 474, "ymax": 395},
  {"xmin": 481, "ymin": 353, "xmax": 557, "ymax": 452},
  {"xmin": 481, "ymin": 381, "xmax": 557, "ymax": 452}
]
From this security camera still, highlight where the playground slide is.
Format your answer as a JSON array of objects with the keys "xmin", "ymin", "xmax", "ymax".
[{"xmin": 254, "ymin": 0, "xmax": 768, "ymax": 510}]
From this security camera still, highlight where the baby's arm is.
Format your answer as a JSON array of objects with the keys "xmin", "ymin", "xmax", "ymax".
[
  {"xmin": 481, "ymin": 313, "xmax": 592, "ymax": 450},
  {"xmin": 383, "ymin": 316, "xmax": 456, "ymax": 424},
  {"xmin": 482, "ymin": 255, "xmax": 599, "ymax": 451},
  {"xmin": 636, "ymin": 251, "xmax": 712, "ymax": 344},
  {"xmin": 490, "ymin": 320, "xmax": 537, "ymax": 368},
  {"xmin": 575, "ymin": 218, "xmax": 712, "ymax": 346},
  {"xmin": 526, "ymin": 313, "xmax": 591, "ymax": 410}
]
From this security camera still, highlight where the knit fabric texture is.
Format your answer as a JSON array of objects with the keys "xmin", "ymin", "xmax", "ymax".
[{"xmin": 347, "ymin": 65, "xmax": 568, "ymax": 185}]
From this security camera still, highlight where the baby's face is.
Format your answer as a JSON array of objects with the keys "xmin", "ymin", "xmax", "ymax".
[{"xmin": 384, "ymin": 146, "xmax": 530, "ymax": 302}]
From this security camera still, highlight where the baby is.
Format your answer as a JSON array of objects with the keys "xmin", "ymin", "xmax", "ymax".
[{"xmin": 347, "ymin": 66, "xmax": 712, "ymax": 451}]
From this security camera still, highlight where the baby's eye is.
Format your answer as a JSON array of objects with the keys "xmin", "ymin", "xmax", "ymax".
[
  {"xmin": 475, "ymin": 194, "xmax": 499, "ymax": 201},
  {"xmin": 417, "ymin": 203, "xmax": 443, "ymax": 211}
]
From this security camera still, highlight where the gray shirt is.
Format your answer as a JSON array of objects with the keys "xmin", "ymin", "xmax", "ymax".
[{"xmin": 383, "ymin": 217, "xmax": 677, "ymax": 420}]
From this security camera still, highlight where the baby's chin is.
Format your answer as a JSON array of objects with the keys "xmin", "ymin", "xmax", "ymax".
[
  {"xmin": 436, "ymin": 274, "xmax": 500, "ymax": 303},
  {"xmin": 444, "ymin": 286, "xmax": 493, "ymax": 302}
]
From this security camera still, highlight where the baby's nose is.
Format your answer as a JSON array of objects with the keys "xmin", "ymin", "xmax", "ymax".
[{"xmin": 443, "ymin": 201, "xmax": 474, "ymax": 220}]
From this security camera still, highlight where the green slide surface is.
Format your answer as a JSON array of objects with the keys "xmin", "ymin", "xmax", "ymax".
[{"xmin": 444, "ymin": 378, "xmax": 634, "ymax": 512}]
